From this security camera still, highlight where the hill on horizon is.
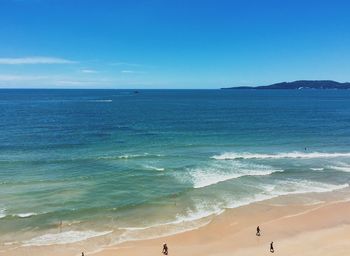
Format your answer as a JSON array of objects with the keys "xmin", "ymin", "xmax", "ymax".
[{"xmin": 223, "ymin": 80, "xmax": 350, "ymax": 90}]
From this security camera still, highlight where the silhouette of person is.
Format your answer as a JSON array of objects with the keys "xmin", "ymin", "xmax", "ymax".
[
  {"xmin": 270, "ymin": 241, "xmax": 274, "ymax": 253},
  {"xmin": 162, "ymin": 243, "xmax": 168, "ymax": 255},
  {"xmin": 82, "ymin": 252, "xmax": 85, "ymax": 256},
  {"xmin": 256, "ymin": 226, "xmax": 260, "ymax": 236}
]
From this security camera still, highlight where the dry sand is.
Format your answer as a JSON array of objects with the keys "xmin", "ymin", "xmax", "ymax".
[
  {"xmin": 94, "ymin": 195, "xmax": 350, "ymax": 256},
  {"xmin": 2, "ymin": 192, "xmax": 350, "ymax": 256}
]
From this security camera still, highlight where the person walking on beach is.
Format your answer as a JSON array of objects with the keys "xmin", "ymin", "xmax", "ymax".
[
  {"xmin": 256, "ymin": 226, "xmax": 260, "ymax": 236},
  {"xmin": 162, "ymin": 243, "xmax": 168, "ymax": 255},
  {"xmin": 82, "ymin": 252, "xmax": 84, "ymax": 256},
  {"xmin": 270, "ymin": 241, "xmax": 274, "ymax": 253}
]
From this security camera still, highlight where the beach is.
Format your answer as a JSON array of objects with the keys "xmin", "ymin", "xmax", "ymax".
[
  {"xmin": 2, "ymin": 188, "xmax": 350, "ymax": 256},
  {"xmin": 87, "ymin": 189, "xmax": 350, "ymax": 256}
]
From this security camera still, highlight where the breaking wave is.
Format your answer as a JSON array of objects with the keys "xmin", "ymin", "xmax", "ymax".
[
  {"xmin": 212, "ymin": 151, "xmax": 350, "ymax": 160},
  {"xmin": 143, "ymin": 165, "xmax": 165, "ymax": 171},
  {"xmin": 15, "ymin": 212, "xmax": 37, "ymax": 218},
  {"xmin": 328, "ymin": 163, "xmax": 350, "ymax": 172},
  {"xmin": 98, "ymin": 153, "xmax": 163, "ymax": 160},
  {"xmin": 310, "ymin": 167, "xmax": 324, "ymax": 171},
  {"xmin": 184, "ymin": 161, "xmax": 283, "ymax": 189},
  {"xmin": 88, "ymin": 99, "xmax": 113, "ymax": 102},
  {"xmin": 189, "ymin": 167, "xmax": 282, "ymax": 188},
  {"xmin": 0, "ymin": 208, "xmax": 6, "ymax": 219}
]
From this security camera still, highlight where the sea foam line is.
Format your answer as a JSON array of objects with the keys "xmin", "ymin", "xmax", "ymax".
[
  {"xmin": 121, "ymin": 181, "xmax": 348, "ymax": 237},
  {"xmin": 120, "ymin": 207, "xmax": 223, "ymax": 232},
  {"xmin": 116, "ymin": 219, "xmax": 212, "ymax": 247},
  {"xmin": 225, "ymin": 181, "xmax": 349, "ymax": 210},
  {"xmin": 143, "ymin": 165, "xmax": 165, "ymax": 171},
  {"xmin": 102, "ymin": 180, "xmax": 349, "ymax": 248},
  {"xmin": 310, "ymin": 167, "xmax": 324, "ymax": 171},
  {"xmin": 0, "ymin": 208, "xmax": 6, "ymax": 219},
  {"xmin": 98, "ymin": 153, "xmax": 163, "ymax": 160},
  {"xmin": 184, "ymin": 161, "xmax": 283, "ymax": 189},
  {"xmin": 22, "ymin": 230, "xmax": 112, "ymax": 246},
  {"xmin": 190, "ymin": 168, "xmax": 282, "ymax": 189},
  {"xmin": 328, "ymin": 164, "xmax": 350, "ymax": 172},
  {"xmin": 212, "ymin": 151, "xmax": 350, "ymax": 160},
  {"xmin": 15, "ymin": 212, "xmax": 37, "ymax": 218},
  {"xmin": 88, "ymin": 99, "xmax": 113, "ymax": 102}
]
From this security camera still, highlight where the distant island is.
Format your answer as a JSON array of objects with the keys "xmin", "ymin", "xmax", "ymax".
[{"xmin": 222, "ymin": 80, "xmax": 350, "ymax": 90}]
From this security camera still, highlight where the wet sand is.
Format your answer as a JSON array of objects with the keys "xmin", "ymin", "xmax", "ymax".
[
  {"xmin": 3, "ymin": 191, "xmax": 350, "ymax": 256},
  {"xmin": 94, "ymin": 191, "xmax": 350, "ymax": 256}
]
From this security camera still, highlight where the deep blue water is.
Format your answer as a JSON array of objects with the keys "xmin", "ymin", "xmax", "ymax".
[{"xmin": 1, "ymin": 89, "xmax": 350, "ymax": 246}]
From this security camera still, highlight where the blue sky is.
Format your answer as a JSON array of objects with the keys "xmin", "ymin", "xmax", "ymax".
[{"xmin": 0, "ymin": 0, "xmax": 350, "ymax": 88}]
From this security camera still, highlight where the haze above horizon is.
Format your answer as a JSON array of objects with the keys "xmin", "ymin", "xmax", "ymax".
[{"xmin": 1, "ymin": 0, "xmax": 350, "ymax": 89}]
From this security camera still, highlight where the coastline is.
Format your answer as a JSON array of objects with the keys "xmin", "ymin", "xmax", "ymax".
[
  {"xmin": 95, "ymin": 189, "xmax": 350, "ymax": 256},
  {"xmin": 3, "ymin": 187, "xmax": 350, "ymax": 256}
]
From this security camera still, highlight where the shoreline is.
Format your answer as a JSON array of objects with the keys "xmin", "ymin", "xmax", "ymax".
[
  {"xmin": 93, "ymin": 191, "xmax": 350, "ymax": 256},
  {"xmin": 2, "ymin": 188, "xmax": 350, "ymax": 256}
]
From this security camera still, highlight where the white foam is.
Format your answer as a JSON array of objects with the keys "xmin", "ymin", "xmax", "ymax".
[
  {"xmin": 190, "ymin": 169, "xmax": 242, "ymax": 188},
  {"xmin": 118, "ymin": 154, "xmax": 141, "ymax": 159},
  {"xmin": 121, "ymin": 208, "xmax": 222, "ymax": 232},
  {"xmin": 98, "ymin": 153, "xmax": 163, "ymax": 160},
  {"xmin": 121, "ymin": 180, "xmax": 346, "ymax": 234},
  {"xmin": 144, "ymin": 165, "xmax": 165, "ymax": 171},
  {"xmin": 0, "ymin": 209, "xmax": 6, "ymax": 219},
  {"xmin": 188, "ymin": 162, "xmax": 282, "ymax": 188},
  {"xmin": 16, "ymin": 212, "xmax": 37, "ymax": 218},
  {"xmin": 226, "ymin": 180, "xmax": 348, "ymax": 209},
  {"xmin": 119, "ymin": 226, "xmax": 150, "ymax": 231},
  {"xmin": 114, "ymin": 180, "xmax": 348, "ymax": 246},
  {"xmin": 117, "ymin": 219, "xmax": 211, "ymax": 246},
  {"xmin": 329, "ymin": 164, "xmax": 350, "ymax": 172},
  {"xmin": 172, "ymin": 205, "xmax": 224, "ymax": 224},
  {"xmin": 3, "ymin": 241, "xmax": 19, "ymax": 246},
  {"xmin": 120, "ymin": 202, "xmax": 224, "ymax": 233},
  {"xmin": 226, "ymin": 193, "xmax": 275, "ymax": 209},
  {"xmin": 22, "ymin": 230, "xmax": 112, "ymax": 246},
  {"xmin": 97, "ymin": 154, "xmax": 144, "ymax": 160},
  {"xmin": 89, "ymin": 99, "xmax": 113, "ymax": 102},
  {"xmin": 310, "ymin": 168, "xmax": 324, "ymax": 171},
  {"xmin": 190, "ymin": 169, "xmax": 281, "ymax": 189},
  {"xmin": 212, "ymin": 151, "xmax": 350, "ymax": 160},
  {"xmin": 269, "ymin": 180, "xmax": 348, "ymax": 195}
]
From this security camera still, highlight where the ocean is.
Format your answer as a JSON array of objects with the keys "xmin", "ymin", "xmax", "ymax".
[{"xmin": 0, "ymin": 89, "xmax": 350, "ymax": 248}]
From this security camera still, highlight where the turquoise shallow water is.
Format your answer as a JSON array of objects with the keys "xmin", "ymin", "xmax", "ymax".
[{"xmin": 1, "ymin": 89, "xmax": 350, "ymax": 246}]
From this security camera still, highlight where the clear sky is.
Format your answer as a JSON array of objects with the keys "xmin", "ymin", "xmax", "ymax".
[{"xmin": 1, "ymin": 0, "xmax": 350, "ymax": 89}]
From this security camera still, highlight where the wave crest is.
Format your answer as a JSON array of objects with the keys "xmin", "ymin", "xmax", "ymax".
[
  {"xmin": 0, "ymin": 208, "xmax": 6, "ymax": 219},
  {"xmin": 143, "ymin": 165, "xmax": 165, "ymax": 171},
  {"xmin": 16, "ymin": 212, "xmax": 37, "ymax": 218},
  {"xmin": 187, "ymin": 162, "xmax": 282, "ymax": 189},
  {"xmin": 212, "ymin": 151, "xmax": 350, "ymax": 160},
  {"xmin": 98, "ymin": 153, "xmax": 163, "ymax": 160},
  {"xmin": 328, "ymin": 163, "xmax": 350, "ymax": 172}
]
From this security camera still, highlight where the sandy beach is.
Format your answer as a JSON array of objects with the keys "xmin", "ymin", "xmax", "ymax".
[
  {"xmin": 93, "ymin": 192, "xmax": 350, "ymax": 256},
  {"xmin": 4, "ymin": 189, "xmax": 349, "ymax": 256}
]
